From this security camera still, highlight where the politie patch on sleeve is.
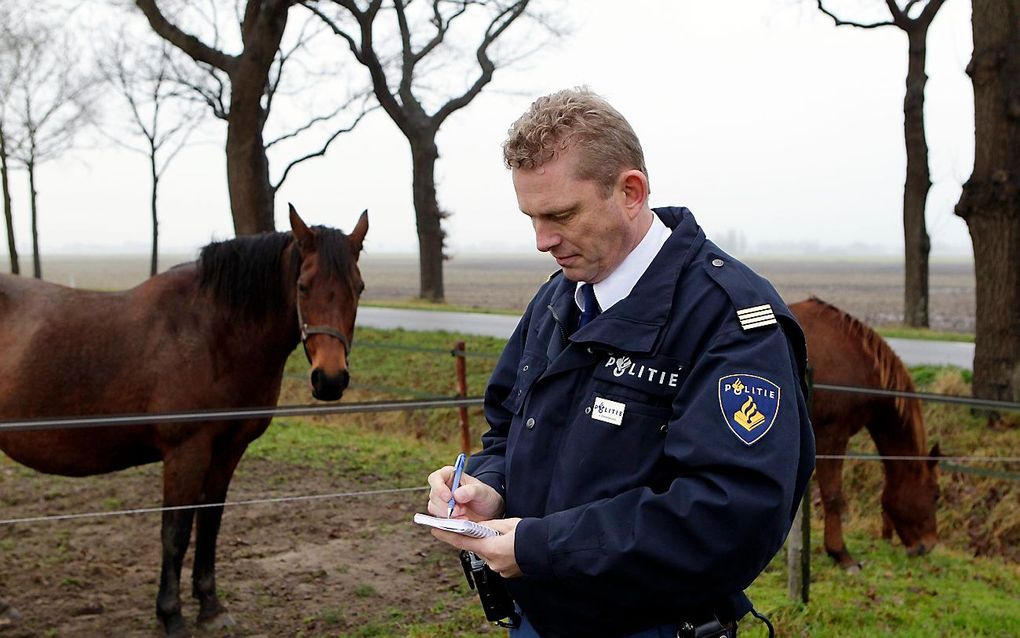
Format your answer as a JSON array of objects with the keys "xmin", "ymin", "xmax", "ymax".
[{"xmin": 718, "ymin": 374, "xmax": 780, "ymax": 445}]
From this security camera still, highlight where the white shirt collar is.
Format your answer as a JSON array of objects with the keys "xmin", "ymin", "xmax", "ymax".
[{"xmin": 574, "ymin": 213, "xmax": 671, "ymax": 313}]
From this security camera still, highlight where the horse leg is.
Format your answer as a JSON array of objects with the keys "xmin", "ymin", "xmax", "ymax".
[
  {"xmin": 815, "ymin": 454, "xmax": 861, "ymax": 572},
  {"xmin": 881, "ymin": 509, "xmax": 894, "ymax": 541},
  {"xmin": 192, "ymin": 446, "xmax": 247, "ymax": 628},
  {"xmin": 156, "ymin": 439, "xmax": 213, "ymax": 638}
]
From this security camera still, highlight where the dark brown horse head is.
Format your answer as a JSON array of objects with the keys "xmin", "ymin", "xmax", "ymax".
[
  {"xmin": 882, "ymin": 442, "xmax": 940, "ymax": 556},
  {"xmin": 289, "ymin": 204, "xmax": 368, "ymax": 401}
]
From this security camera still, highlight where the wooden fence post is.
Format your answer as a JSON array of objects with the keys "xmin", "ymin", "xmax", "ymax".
[
  {"xmin": 454, "ymin": 341, "xmax": 471, "ymax": 455},
  {"xmin": 788, "ymin": 366, "xmax": 812, "ymax": 603}
]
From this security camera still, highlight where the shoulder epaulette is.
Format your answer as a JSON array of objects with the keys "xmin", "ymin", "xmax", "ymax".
[{"xmin": 702, "ymin": 254, "xmax": 777, "ymax": 331}]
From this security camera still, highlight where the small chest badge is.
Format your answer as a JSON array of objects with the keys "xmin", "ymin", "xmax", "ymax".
[
  {"xmin": 592, "ymin": 396, "xmax": 626, "ymax": 426},
  {"xmin": 718, "ymin": 374, "xmax": 780, "ymax": 445}
]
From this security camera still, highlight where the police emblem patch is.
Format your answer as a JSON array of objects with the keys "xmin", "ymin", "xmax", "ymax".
[{"xmin": 718, "ymin": 374, "xmax": 780, "ymax": 445}]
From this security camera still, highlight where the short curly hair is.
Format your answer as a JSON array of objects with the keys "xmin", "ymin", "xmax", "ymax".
[{"xmin": 502, "ymin": 87, "xmax": 648, "ymax": 197}]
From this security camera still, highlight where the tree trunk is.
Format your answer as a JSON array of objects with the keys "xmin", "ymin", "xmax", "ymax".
[
  {"xmin": 410, "ymin": 137, "xmax": 446, "ymax": 302},
  {"xmin": 955, "ymin": 0, "xmax": 1020, "ymax": 402},
  {"xmin": 150, "ymin": 151, "xmax": 159, "ymax": 277},
  {"xmin": 0, "ymin": 124, "xmax": 18, "ymax": 275},
  {"xmin": 27, "ymin": 158, "xmax": 40, "ymax": 279},
  {"xmin": 225, "ymin": 81, "xmax": 275, "ymax": 235},
  {"xmin": 902, "ymin": 27, "xmax": 932, "ymax": 328}
]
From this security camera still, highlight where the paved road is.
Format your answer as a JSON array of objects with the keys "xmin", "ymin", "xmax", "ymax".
[{"xmin": 357, "ymin": 307, "xmax": 974, "ymax": 369}]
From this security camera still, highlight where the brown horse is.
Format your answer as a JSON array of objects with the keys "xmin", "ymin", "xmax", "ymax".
[
  {"xmin": 0, "ymin": 205, "xmax": 367, "ymax": 637},
  {"xmin": 791, "ymin": 297, "xmax": 939, "ymax": 570}
]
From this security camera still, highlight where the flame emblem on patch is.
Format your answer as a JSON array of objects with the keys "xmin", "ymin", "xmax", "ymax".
[
  {"xmin": 734, "ymin": 396, "xmax": 766, "ymax": 431},
  {"xmin": 718, "ymin": 374, "xmax": 781, "ymax": 446}
]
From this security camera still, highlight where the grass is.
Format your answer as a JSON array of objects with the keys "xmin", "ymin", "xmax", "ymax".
[
  {"xmin": 261, "ymin": 329, "xmax": 1020, "ymax": 636},
  {"xmin": 750, "ymin": 532, "xmax": 1020, "ymax": 637},
  {"xmin": 875, "ymin": 326, "xmax": 974, "ymax": 342}
]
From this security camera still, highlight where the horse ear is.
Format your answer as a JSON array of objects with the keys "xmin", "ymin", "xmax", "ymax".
[
  {"xmin": 928, "ymin": 442, "xmax": 941, "ymax": 467},
  {"xmin": 348, "ymin": 210, "xmax": 368, "ymax": 258},
  {"xmin": 289, "ymin": 203, "xmax": 315, "ymax": 254}
]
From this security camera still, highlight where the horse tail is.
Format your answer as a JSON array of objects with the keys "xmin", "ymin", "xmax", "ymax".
[{"xmin": 809, "ymin": 296, "xmax": 926, "ymax": 449}]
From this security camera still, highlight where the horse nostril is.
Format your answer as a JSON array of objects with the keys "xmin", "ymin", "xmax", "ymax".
[
  {"xmin": 311, "ymin": 369, "xmax": 325, "ymax": 390},
  {"xmin": 338, "ymin": 370, "xmax": 350, "ymax": 391}
]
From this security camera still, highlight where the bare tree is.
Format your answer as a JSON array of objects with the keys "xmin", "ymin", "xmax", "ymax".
[
  {"xmin": 954, "ymin": 0, "xmax": 1019, "ymax": 403},
  {"xmin": 4, "ymin": 21, "xmax": 94, "ymax": 279},
  {"xmin": 99, "ymin": 40, "xmax": 204, "ymax": 275},
  {"xmin": 0, "ymin": 6, "xmax": 24, "ymax": 275},
  {"xmin": 816, "ymin": 0, "xmax": 948, "ymax": 327},
  {"xmin": 307, "ymin": 0, "xmax": 545, "ymax": 302},
  {"xmin": 134, "ymin": 0, "xmax": 371, "ymax": 236}
]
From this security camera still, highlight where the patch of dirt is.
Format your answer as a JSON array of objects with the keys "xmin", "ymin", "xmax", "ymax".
[{"xmin": 0, "ymin": 457, "xmax": 486, "ymax": 637}]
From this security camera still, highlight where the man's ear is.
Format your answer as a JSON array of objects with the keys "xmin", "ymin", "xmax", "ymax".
[
  {"xmin": 348, "ymin": 210, "xmax": 368, "ymax": 259},
  {"xmin": 619, "ymin": 170, "xmax": 649, "ymax": 220},
  {"xmin": 290, "ymin": 203, "xmax": 315, "ymax": 254}
]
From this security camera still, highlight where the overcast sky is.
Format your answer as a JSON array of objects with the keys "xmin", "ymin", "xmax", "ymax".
[{"xmin": 1, "ymin": 0, "xmax": 975, "ymax": 262}]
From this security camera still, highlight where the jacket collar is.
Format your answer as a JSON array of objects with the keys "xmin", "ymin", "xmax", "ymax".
[{"xmin": 564, "ymin": 206, "xmax": 705, "ymax": 355}]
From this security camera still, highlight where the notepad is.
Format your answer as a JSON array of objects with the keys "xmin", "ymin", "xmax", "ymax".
[{"xmin": 413, "ymin": 513, "xmax": 501, "ymax": 538}]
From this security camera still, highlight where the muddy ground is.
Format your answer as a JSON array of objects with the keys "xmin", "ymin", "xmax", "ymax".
[{"xmin": 0, "ymin": 457, "xmax": 491, "ymax": 638}]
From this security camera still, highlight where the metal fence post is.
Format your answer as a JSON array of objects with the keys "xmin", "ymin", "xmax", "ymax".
[
  {"xmin": 454, "ymin": 341, "xmax": 471, "ymax": 455},
  {"xmin": 788, "ymin": 366, "xmax": 812, "ymax": 603}
]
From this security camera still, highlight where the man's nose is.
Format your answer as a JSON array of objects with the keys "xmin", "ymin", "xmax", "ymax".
[{"xmin": 534, "ymin": 222, "xmax": 560, "ymax": 252}]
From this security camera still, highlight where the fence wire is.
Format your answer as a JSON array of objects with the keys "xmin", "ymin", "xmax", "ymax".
[{"xmin": 0, "ymin": 485, "xmax": 428, "ymax": 527}]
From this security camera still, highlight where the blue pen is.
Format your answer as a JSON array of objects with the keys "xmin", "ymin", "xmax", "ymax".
[{"xmin": 447, "ymin": 452, "xmax": 467, "ymax": 518}]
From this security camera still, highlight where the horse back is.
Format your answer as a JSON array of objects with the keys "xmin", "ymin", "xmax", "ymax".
[{"xmin": 0, "ymin": 269, "xmax": 247, "ymax": 475}]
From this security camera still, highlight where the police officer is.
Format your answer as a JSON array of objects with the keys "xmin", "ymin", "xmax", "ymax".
[{"xmin": 427, "ymin": 88, "xmax": 814, "ymax": 638}]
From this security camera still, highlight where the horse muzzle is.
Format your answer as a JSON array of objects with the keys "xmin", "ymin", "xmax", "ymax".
[
  {"xmin": 311, "ymin": 368, "xmax": 350, "ymax": 402},
  {"xmin": 906, "ymin": 541, "xmax": 933, "ymax": 557}
]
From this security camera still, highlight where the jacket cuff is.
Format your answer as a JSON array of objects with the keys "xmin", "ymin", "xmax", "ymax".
[{"xmin": 515, "ymin": 517, "xmax": 554, "ymax": 578}]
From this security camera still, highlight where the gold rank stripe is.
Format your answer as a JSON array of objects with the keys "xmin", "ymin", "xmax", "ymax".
[{"xmin": 737, "ymin": 304, "xmax": 776, "ymax": 330}]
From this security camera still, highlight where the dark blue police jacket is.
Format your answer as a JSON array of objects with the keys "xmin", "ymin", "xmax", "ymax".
[{"xmin": 468, "ymin": 207, "xmax": 815, "ymax": 638}]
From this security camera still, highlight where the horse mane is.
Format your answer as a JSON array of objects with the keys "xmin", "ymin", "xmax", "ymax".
[
  {"xmin": 197, "ymin": 227, "xmax": 353, "ymax": 321},
  {"xmin": 807, "ymin": 296, "xmax": 926, "ymax": 448}
]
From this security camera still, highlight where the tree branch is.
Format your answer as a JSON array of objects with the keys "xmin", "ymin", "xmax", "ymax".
[
  {"xmin": 434, "ymin": 0, "xmax": 528, "ymax": 125},
  {"xmin": 272, "ymin": 102, "xmax": 376, "ymax": 192},
  {"xmin": 817, "ymin": 0, "xmax": 895, "ymax": 29},
  {"xmin": 309, "ymin": 0, "xmax": 413, "ymax": 133},
  {"xmin": 301, "ymin": 1, "xmax": 366, "ymax": 64},
  {"xmin": 135, "ymin": 0, "xmax": 237, "ymax": 72}
]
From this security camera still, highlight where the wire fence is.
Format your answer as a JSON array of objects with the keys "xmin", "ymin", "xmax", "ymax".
[{"xmin": 1, "ymin": 338, "xmax": 1018, "ymax": 531}]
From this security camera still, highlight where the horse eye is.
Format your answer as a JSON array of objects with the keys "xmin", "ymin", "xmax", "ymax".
[{"xmin": 298, "ymin": 283, "xmax": 309, "ymax": 294}]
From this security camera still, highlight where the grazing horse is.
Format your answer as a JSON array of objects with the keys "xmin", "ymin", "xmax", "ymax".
[
  {"xmin": 0, "ymin": 205, "xmax": 367, "ymax": 637},
  {"xmin": 791, "ymin": 297, "xmax": 939, "ymax": 570}
]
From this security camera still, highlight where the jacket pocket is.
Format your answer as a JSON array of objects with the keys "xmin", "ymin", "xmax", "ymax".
[
  {"xmin": 549, "ymin": 390, "xmax": 673, "ymax": 507},
  {"xmin": 501, "ymin": 353, "xmax": 547, "ymax": 415}
]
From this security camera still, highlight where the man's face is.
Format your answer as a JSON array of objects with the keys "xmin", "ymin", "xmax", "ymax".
[{"xmin": 512, "ymin": 147, "xmax": 631, "ymax": 283}]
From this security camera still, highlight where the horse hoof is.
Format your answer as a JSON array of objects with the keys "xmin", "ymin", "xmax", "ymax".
[
  {"xmin": 198, "ymin": 611, "xmax": 236, "ymax": 631},
  {"xmin": 845, "ymin": 563, "xmax": 862, "ymax": 575},
  {"xmin": 162, "ymin": 615, "xmax": 192, "ymax": 638}
]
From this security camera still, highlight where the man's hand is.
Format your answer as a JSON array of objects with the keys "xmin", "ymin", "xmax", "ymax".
[
  {"xmin": 427, "ymin": 467, "xmax": 505, "ymax": 521},
  {"xmin": 431, "ymin": 517, "xmax": 523, "ymax": 578}
]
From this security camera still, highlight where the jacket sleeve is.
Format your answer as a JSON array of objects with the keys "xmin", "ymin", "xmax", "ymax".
[
  {"xmin": 465, "ymin": 301, "xmax": 534, "ymax": 499},
  {"xmin": 514, "ymin": 322, "xmax": 813, "ymax": 607}
]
